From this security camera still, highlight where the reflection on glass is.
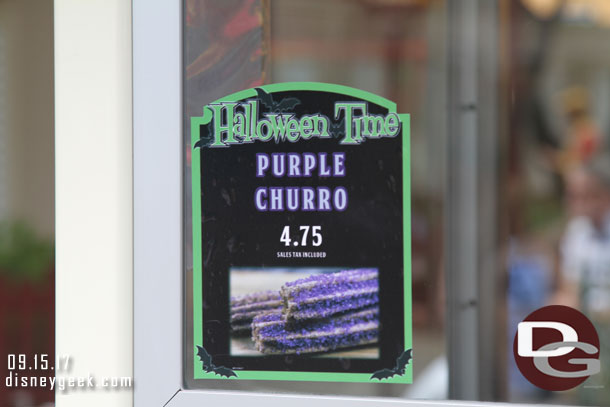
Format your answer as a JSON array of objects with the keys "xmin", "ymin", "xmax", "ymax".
[
  {"xmin": 506, "ymin": 1, "xmax": 610, "ymax": 405},
  {"xmin": 184, "ymin": 0, "xmax": 610, "ymax": 404}
]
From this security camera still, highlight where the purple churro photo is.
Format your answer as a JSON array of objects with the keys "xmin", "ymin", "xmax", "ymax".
[
  {"xmin": 230, "ymin": 290, "xmax": 282, "ymax": 335},
  {"xmin": 281, "ymin": 268, "xmax": 379, "ymax": 322},
  {"xmin": 229, "ymin": 267, "xmax": 380, "ymax": 358}
]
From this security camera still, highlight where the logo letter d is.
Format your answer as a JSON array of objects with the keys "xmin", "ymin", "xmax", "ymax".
[{"xmin": 518, "ymin": 321, "xmax": 578, "ymax": 357}]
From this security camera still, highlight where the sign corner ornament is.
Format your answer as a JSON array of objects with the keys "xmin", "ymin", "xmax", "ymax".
[{"xmin": 190, "ymin": 82, "xmax": 412, "ymax": 383}]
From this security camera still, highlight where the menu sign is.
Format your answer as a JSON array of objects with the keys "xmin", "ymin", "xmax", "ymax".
[{"xmin": 190, "ymin": 82, "xmax": 412, "ymax": 383}]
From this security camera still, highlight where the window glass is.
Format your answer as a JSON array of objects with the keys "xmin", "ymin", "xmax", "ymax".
[
  {"xmin": 184, "ymin": 1, "xmax": 610, "ymax": 405},
  {"xmin": 184, "ymin": 0, "xmax": 446, "ymax": 397}
]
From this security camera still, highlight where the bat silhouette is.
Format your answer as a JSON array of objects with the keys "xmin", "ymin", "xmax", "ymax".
[
  {"xmin": 255, "ymin": 88, "xmax": 300, "ymax": 113},
  {"xmin": 193, "ymin": 123, "xmax": 213, "ymax": 149},
  {"xmin": 196, "ymin": 346, "xmax": 238, "ymax": 378},
  {"xmin": 370, "ymin": 349, "xmax": 412, "ymax": 381},
  {"xmin": 329, "ymin": 118, "xmax": 345, "ymax": 138}
]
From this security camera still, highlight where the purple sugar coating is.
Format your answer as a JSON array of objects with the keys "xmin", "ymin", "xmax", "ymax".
[
  {"xmin": 289, "ymin": 293, "xmax": 379, "ymax": 320},
  {"xmin": 291, "ymin": 278, "xmax": 377, "ymax": 302},
  {"xmin": 281, "ymin": 269, "xmax": 378, "ymax": 321},
  {"xmin": 283, "ymin": 268, "xmax": 377, "ymax": 288},
  {"xmin": 230, "ymin": 290, "xmax": 282, "ymax": 334},
  {"xmin": 263, "ymin": 329, "xmax": 378, "ymax": 355},
  {"xmin": 252, "ymin": 307, "xmax": 379, "ymax": 354},
  {"xmin": 252, "ymin": 312, "xmax": 283, "ymax": 324},
  {"xmin": 231, "ymin": 299, "xmax": 282, "ymax": 322}
]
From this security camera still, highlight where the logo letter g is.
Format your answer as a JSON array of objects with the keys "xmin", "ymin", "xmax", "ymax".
[{"xmin": 533, "ymin": 341, "xmax": 600, "ymax": 378}]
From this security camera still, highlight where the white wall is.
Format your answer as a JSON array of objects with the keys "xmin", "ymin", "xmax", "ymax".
[{"xmin": 55, "ymin": 1, "xmax": 132, "ymax": 406}]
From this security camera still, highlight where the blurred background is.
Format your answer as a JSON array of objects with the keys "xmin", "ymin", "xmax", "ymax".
[{"xmin": 0, "ymin": 1, "xmax": 54, "ymax": 406}]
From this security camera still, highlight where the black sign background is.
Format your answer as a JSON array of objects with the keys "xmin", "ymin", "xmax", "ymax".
[{"xmin": 197, "ymin": 90, "xmax": 404, "ymax": 373}]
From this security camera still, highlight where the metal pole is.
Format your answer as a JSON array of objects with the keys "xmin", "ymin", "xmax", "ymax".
[{"xmin": 446, "ymin": 0, "xmax": 499, "ymax": 401}]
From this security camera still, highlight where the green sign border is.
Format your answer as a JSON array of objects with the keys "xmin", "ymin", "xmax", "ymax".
[{"xmin": 190, "ymin": 82, "xmax": 412, "ymax": 383}]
